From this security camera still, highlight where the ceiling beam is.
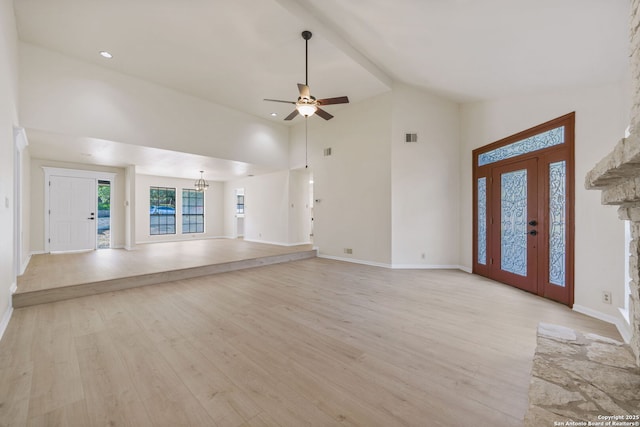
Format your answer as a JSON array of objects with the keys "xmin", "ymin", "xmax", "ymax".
[{"xmin": 272, "ymin": 0, "xmax": 393, "ymax": 89}]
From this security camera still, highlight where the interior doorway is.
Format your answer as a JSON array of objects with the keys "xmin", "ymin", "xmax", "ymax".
[
  {"xmin": 473, "ymin": 113, "xmax": 575, "ymax": 306},
  {"xmin": 235, "ymin": 188, "xmax": 245, "ymax": 238}
]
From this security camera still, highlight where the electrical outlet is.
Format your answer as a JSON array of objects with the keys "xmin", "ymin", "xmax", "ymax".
[
  {"xmin": 602, "ymin": 291, "xmax": 612, "ymax": 304},
  {"xmin": 421, "ymin": 253, "xmax": 426, "ymax": 260},
  {"xmin": 344, "ymin": 248, "xmax": 353, "ymax": 254}
]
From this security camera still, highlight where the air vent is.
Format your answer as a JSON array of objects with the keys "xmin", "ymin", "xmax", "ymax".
[
  {"xmin": 405, "ymin": 133, "xmax": 418, "ymax": 143},
  {"xmin": 324, "ymin": 147, "xmax": 332, "ymax": 156}
]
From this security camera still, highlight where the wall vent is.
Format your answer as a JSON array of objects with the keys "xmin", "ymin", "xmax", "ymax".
[
  {"xmin": 405, "ymin": 133, "xmax": 418, "ymax": 143},
  {"xmin": 324, "ymin": 147, "xmax": 332, "ymax": 156}
]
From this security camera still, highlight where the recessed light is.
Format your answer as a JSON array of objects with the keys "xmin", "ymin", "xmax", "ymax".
[
  {"xmin": 99, "ymin": 51, "xmax": 113, "ymax": 59},
  {"xmin": 270, "ymin": 112, "xmax": 278, "ymax": 117}
]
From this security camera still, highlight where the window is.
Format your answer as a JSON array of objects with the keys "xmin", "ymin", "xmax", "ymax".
[
  {"xmin": 97, "ymin": 180, "xmax": 111, "ymax": 249},
  {"xmin": 478, "ymin": 126, "xmax": 564, "ymax": 166},
  {"xmin": 150, "ymin": 186, "xmax": 176, "ymax": 235},
  {"xmin": 622, "ymin": 220, "xmax": 631, "ymax": 324},
  {"xmin": 236, "ymin": 194, "xmax": 245, "ymax": 214},
  {"xmin": 182, "ymin": 189, "xmax": 204, "ymax": 233}
]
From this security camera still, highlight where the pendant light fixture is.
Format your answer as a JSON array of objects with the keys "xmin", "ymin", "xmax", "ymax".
[{"xmin": 194, "ymin": 170, "xmax": 209, "ymax": 192}]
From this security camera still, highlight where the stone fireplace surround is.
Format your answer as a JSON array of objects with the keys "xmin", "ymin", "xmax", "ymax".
[
  {"xmin": 585, "ymin": 0, "xmax": 640, "ymax": 368},
  {"xmin": 524, "ymin": 1, "xmax": 640, "ymax": 424}
]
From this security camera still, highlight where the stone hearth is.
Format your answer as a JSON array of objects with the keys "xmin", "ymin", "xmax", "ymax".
[
  {"xmin": 525, "ymin": 324, "xmax": 640, "ymax": 426},
  {"xmin": 525, "ymin": 1, "xmax": 640, "ymax": 423}
]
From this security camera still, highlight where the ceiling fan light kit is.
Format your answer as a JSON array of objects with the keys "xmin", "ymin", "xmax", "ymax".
[
  {"xmin": 296, "ymin": 101, "xmax": 317, "ymax": 117},
  {"xmin": 264, "ymin": 30, "xmax": 349, "ymax": 121}
]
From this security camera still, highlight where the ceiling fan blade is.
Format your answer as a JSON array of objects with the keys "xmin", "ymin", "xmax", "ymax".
[
  {"xmin": 315, "ymin": 108, "xmax": 333, "ymax": 120},
  {"xmin": 297, "ymin": 84, "xmax": 311, "ymax": 99},
  {"xmin": 284, "ymin": 110, "xmax": 299, "ymax": 121},
  {"xmin": 264, "ymin": 98, "xmax": 296, "ymax": 104},
  {"xmin": 317, "ymin": 96, "xmax": 350, "ymax": 106}
]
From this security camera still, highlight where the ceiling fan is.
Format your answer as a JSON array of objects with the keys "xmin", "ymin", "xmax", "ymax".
[{"xmin": 264, "ymin": 30, "xmax": 349, "ymax": 121}]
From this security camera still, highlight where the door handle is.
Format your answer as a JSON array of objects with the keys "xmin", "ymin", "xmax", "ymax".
[
  {"xmin": 527, "ymin": 230, "xmax": 538, "ymax": 236},
  {"xmin": 528, "ymin": 220, "xmax": 537, "ymax": 226},
  {"xmin": 88, "ymin": 212, "xmax": 95, "ymax": 220}
]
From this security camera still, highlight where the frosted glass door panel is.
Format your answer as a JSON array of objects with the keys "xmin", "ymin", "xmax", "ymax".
[
  {"xmin": 478, "ymin": 177, "xmax": 487, "ymax": 265},
  {"xmin": 549, "ymin": 161, "xmax": 566, "ymax": 287},
  {"xmin": 500, "ymin": 169, "xmax": 528, "ymax": 276},
  {"xmin": 478, "ymin": 126, "xmax": 564, "ymax": 166}
]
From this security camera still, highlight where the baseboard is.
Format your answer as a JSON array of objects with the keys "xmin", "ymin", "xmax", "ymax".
[
  {"xmin": 10, "ymin": 282, "xmax": 17, "ymax": 294},
  {"xmin": 0, "ymin": 302, "xmax": 13, "ymax": 343},
  {"xmin": 318, "ymin": 254, "xmax": 392, "ymax": 268},
  {"xmin": 317, "ymin": 255, "xmax": 473, "ymax": 272},
  {"xmin": 20, "ymin": 254, "xmax": 32, "ymax": 275},
  {"xmin": 573, "ymin": 304, "xmax": 632, "ymax": 344},
  {"xmin": 392, "ymin": 263, "xmax": 465, "ymax": 270},
  {"xmin": 31, "ymin": 250, "xmax": 45, "ymax": 256},
  {"xmin": 458, "ymin": 265, "xmax": 473, "ymax": 274}
]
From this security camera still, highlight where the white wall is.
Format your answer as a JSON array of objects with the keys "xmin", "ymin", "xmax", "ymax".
[
  {"xmin": 290, "ymin": 93, "xmax": 393, "ymax": 265},
  {"xmin": 124, "ymin": 165, "xmax": 136, "ymax": 250},
  {"xmin": 224, "ymin": 171, "xmax": 291, "ymax": 245},
  {"xmin": 29, "ymin": 158, "xmax": 127, "ymax": 252},
  {"xmin": 391, "ymin": 83, "xmax": 461, "ymax": 268},
  {"xmin": 460, "ymin": 82, "xmax": 629, "ymax": 320},
  {"xmin": 18, "ymin": 42, "xmax": 290, "ymax": 169},
  {"xmin": 288, "ymin": 168, "xmax": 313, "ymax": 245},
  {"xmin": 135, "ymin": 174, "xmax": 224, "ymax": 244},
  {"xmin": 0, "ymin": 0, "xmax": 19, "ymax": 336}
]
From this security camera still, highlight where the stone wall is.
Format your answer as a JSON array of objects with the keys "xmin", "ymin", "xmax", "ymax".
[
  {"xmin": 586, "ymin": 135, "xmax": 640, "ymax": 366},
  {"xmin": 585, "ymin": 0, "xmax": 640, "ymax": 365}
]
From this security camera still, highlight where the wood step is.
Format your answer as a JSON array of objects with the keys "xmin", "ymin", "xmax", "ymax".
[{"xmin": 13, "ymin": 249, "xmax": 316, "ymax": 308}]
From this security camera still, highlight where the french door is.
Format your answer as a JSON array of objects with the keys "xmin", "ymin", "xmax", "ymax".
[{"xmin": 473, "ymin": 113, "xmax": 574, "ymax": 307}]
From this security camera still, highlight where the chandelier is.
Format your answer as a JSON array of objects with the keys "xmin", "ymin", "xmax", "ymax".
[{"xmin": 194, "ymin": 170, "xmax": 209, "ymax": 192}]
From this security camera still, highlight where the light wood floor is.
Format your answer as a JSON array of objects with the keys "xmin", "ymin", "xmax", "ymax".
[
  {"xmin": 1, "ymin": 258, "xmax": 619, "ymax": 426},
  {"xmin": 17, "ymin": 239, "xmax": 314, "ymax": 293}
]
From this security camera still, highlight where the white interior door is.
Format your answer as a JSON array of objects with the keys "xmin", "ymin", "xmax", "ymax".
[{"xmin": 49, "ymin": 176, "xmax": 96, "ymax": 252}]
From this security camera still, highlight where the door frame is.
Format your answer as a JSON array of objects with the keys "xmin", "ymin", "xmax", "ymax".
[
  {"xmin": 13, "ymin": 127, "xmax": 29, "ymax": 277},
  {"xmin": 43, "ymin": 167, "xmax": 116, "ymax": 253},
  {"xmin": 472, "ymin": 112, "xmax": 575, "ymax": 307}
]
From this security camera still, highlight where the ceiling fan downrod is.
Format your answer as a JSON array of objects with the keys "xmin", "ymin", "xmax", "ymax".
[{"xmin": 302, "ymin": 30, "xmax": 312, "ymax": 87}]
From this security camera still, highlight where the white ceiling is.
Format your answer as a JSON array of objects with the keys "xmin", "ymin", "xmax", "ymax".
[
  {"xmin": 25, "ymin": 129, "xmax": 278, "ymax": 181},
  {"xmin": 14, "ymin": 0, "xmax": 631, "ymax": 180}
]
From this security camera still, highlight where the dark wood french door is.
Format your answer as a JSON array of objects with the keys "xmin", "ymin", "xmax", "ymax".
[
  {"xmin": 473, "ymin": 113, "xmax": 574, "ymax": 307},
  {"xmin": 490, "ymin": 158, "xmax": 539, "ymax": 294}
]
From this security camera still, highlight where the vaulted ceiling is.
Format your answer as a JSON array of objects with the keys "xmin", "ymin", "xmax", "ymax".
[{"xmin": 14, "ymin": 0, "xmax": 631, "ymax": 179}]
